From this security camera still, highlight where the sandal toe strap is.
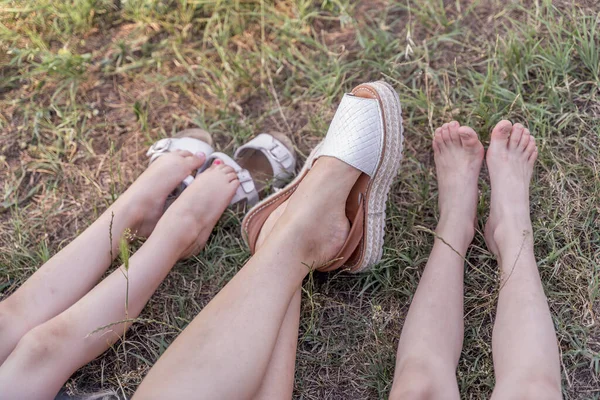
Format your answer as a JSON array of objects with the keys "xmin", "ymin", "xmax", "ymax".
[
  {"xmin": 147, "ymin": 137, "xmax": 214, "ymax": 164},
  {"xmin": 314, "ymin": 94, "xmax": 385, "ymax": 177}
]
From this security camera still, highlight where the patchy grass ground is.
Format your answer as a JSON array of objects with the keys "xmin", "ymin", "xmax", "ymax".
[{"xmin": 1, "ymin": 0, "xmax": 599, "ymax": 398}]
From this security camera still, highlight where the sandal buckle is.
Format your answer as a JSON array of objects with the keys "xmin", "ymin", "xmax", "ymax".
[
  {"xmin": 268, "ymin": 143, "xmax": 289, "ymax": 163},
  {"xmin": 237, "ymin": 169, "xmax": 253, "ymax": 184},
  {"xmin": 148, "ymin": 138, "xmax": 172, "ymax": 155}
]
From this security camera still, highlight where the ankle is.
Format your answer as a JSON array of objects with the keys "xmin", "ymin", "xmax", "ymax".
[
  {"xmin": 150, "ymin": 213, "xmax": 204, "ymax": 256},
  {"xmin": 492, "ymin": 214, "xmax": 533, "ymax": 245},
  {"xmin": 436, "ymin": 216, "xmax": 475, "ymax": 254},
  {"xmin": 264, "ymin": 208, "xmax": 350, "ymax": 268},
  {"xmin": 494, "ymin": 224, "xmax": 535, "ymax": 259},
  {"xmin": 108, "ymin": 198, "xmax": 145, "ymax": 234}
]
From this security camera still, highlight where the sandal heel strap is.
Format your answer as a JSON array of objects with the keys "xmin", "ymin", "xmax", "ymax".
[{"xmin": 234, "ymin": 133, "xmax": 296, "ymax": 187}]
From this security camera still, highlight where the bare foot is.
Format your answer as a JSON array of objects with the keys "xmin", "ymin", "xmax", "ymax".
[
  {"xmin": 432, "ymin": 121, "xmax": 484, "ymax": 250},
  {"xmin": 153, "ymin": 161, "xmax": 240, "ymax": 259},
  {"xmin": 484, "ymin": 120, "xmax": 538, "ymax": 258},
  {"xmin": 117, "ymin": 151, "xmax": 207, "ymax": 238},
  {"xmin": 259, "ymin": 156, "xmax": 361, "ymax": 268}
]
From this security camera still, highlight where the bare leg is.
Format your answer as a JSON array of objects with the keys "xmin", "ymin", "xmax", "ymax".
[
  {"xmin": 485, "ymin": 121, "xmax": 561, "ymax": 399},
  {"xmin": 390, "ymin": 121, "xmax": 483, "ymax": 400},
  {"xmin": 253, "ymin": 289, "xmax": 301, "ymax": 400},
  {"xmin": 135, "ymin": 157, "xmax": 361, "ymax": 399},
  {"xmin": 0, "ymin": 151, "xmax": 206, "ymax": 363},
  {"xmin": 0, "ymin": 163, "xmax": 238, "ymax": 399},
  {"xmin": 253, "ymin": 201, "xmax": 300, "ymax": 400}
]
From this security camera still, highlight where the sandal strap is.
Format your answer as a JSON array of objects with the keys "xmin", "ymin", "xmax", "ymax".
[
  {"xmin": 147, "ymin": 136, "xmax": 215, "ymax": 198},
  {"xmin": 233, "ymin": 133, "xmax": 296, "ymax": 187},
  {"xmin": 200, "ymin": 152, "xmax": 260, "ymax": 207},
  {"xmin": 313, "ymin": 94, "xmax": 385, "ymax": 177},
  {"xmin": 146, "ymin": 137, "xmax": 214, "ymax": 164}
]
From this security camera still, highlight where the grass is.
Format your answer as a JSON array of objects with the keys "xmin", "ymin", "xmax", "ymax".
[{"xmin": 1, "ymin": 0, "xmax": 599, "ymax": 398}]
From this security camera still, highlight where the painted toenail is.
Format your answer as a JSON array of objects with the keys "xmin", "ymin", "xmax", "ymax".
[{"xmin": 214, "ymin": 159, "xmax": 222, "ymax": 165}]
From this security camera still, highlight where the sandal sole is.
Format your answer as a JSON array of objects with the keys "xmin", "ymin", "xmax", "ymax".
[{"xmin": 350, "ymin": 81, "xmax": 404, "ymax": 273}]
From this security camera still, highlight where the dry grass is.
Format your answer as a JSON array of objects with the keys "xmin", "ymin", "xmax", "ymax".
[{"xmin": 1, "ymin": 0, "xmax": 599, "ymax": 398}]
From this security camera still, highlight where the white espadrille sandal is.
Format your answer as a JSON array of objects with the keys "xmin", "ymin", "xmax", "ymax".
[{"xmin": 241, "ymin": 81, "xmax": 404, "ymax": 273}]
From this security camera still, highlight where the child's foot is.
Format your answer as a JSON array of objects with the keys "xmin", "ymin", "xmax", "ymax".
[
  {"xmin": 117, "ymin": 151, "xmax": 207, "ymax": 238},
  {"xmin": 484, "ymin": 120, "xmax": 538, "ymax": 258},
  {"xmin": 432, "ymin": 121, "xmax": 484, "ymax": 249},
  {"xmin": 153, "ymin": 161, "xmax": 240, "ymax": 259}
]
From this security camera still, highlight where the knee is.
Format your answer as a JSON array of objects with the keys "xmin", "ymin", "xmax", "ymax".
[
  {"xmin": 0, "ymin": 301, "xmax": 23, "ymax": 362},
  {"xmin": 390, "ymin": 358, "xmax": 457, "ymax": 400},
  {"xmin": 12, "ymin": 318, "xmax": 70, "ymax": 364},
  {"xmin": 494, "ymin": 374, "xmax": 562, "ymax": 400},
  {"xmin": 0, "ymin": 301, "xmax": 13, "ymax": 332}
]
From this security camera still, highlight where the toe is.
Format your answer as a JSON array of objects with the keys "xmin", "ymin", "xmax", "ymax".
[
  {"xmin": 509, "ymin": 123, "xmax": 524, "ymax": 150},
  {"xmin": 457, "ymin": 126, "xmax": 479, "ymax": 147},
  {"xmin": 518, "ymin": 129, "xmax": 531, "ymax": 151},
  {"xmin": 220, "ymin": 165, "xmax": 236, "ymax": 174},
  {"xmin": 525, "ymin": 136, "xmax": 537, "ymax": 159},
  {"xmin": 185, "ymin": 152, "xmax": 206, "ymax": 170},
  {"xmin": 226, "ymin": 171, "xmax": 238, "ymax": 182},
  {"xmin": 529, "ymin": 148, "xmax": 538, "ymax": 165},
  {"xmin": 211, "ymin": 159, "xmax": 224, "ymax": 168},
  {"xmin": 490, "ymin": 120, "xmax": 512, "ymax": 146},
  {"xmin": 449, "ymin": 121, "xmax": 460, "ymax": 144},
  {"xmin": 441, "ymin": 123, "xmax": 452, "ymax": 145},
  {"xmin": 433, "ymin": 128, "xmax": 445, "ymax": 153}
]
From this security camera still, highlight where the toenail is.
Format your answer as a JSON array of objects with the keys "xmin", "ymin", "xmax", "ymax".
[
  {"xmin": 194, "ymin": 151, "xmax": 205, "ymax": 159},
  {"xmin": 214, "ymin": 159, "xmax": 222, "ymax": 165}
]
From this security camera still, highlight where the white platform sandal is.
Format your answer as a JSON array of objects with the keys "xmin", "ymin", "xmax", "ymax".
[
  {"xmin": 198, "ymin": 133, "xmax": 297, "ymax": 207},
  {"xmin": 241, "ymin": 81, "xmax": 404, "ymax": 273}
]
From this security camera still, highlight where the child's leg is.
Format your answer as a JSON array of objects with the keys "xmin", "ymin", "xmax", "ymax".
[
  {"xmin": 0, "ymin": 163, "xmax": 238, "ymax": 400},
  {"xmin": 485, "ymin": 121, "xmax": 561, "ymax": 399},
  {"xmin": 390, "ymin": 122, "xmax": 483, "ymax": 399},
  {"xmin": 0, "ymin": 151, "xmax": 204, "ymax": 363}
]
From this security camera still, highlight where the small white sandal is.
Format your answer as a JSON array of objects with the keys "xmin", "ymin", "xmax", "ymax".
[
  {"xmin": 146, "ymin": 128, "xmax": 215, "ymax": 186},
  {"xmin": 146, "ymin": 129, "xmax": 215, "ymax": 206},
  {"xmin": 242, "ymin": 81, "xmax": 404, "ymax": 273},
  {"xmin": 198, "ymin": 133, "xmax": 297, "ymax": 207}
]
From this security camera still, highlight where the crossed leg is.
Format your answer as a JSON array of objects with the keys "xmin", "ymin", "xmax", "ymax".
[
  {"xmin": 134, "ymin": 156, "xmax": 361, "ymax": 399},
  {"xmin": 252, "ymin": 200, "xmax": 302, "ymax": 400},
  {"xmin": 390, "ymin": 120, "xmax": 561, "ymax": 399}
]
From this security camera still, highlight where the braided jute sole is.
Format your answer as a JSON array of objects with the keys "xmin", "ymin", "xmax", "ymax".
[{"xmin": 351, "ymin": 80, "xmax": 404, "ymax": 273}]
